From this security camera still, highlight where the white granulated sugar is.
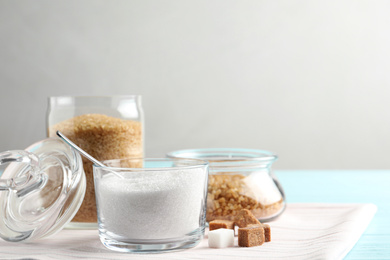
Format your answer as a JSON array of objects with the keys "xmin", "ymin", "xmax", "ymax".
[{"xmin": 96, "ymin": 168, "xmax": 207, "ymax": 240}]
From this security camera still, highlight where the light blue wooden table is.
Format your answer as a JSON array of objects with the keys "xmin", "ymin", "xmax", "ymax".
[{"xmin": 276, "ymin": 170, "xmax": 390, "ymax": 259}]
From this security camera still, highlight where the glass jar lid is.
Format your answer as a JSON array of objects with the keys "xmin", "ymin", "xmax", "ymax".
[{"xmin": 0, "ymin": 138, "xmax": 86, "ymax": 242}]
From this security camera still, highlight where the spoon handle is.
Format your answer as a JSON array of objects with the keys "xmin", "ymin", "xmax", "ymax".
[{"xmin": 56, "ymin": 131, "xmax": 106, "ymax": 168}]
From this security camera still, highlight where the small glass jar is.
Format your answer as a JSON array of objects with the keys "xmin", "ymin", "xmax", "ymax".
[
  {"xmin": 47, "ymin": 96, "xmax": 144, "ymax": 228},
  {"xmin": 167, "ymin": 148, "xmax": 285, "ymax": 222},
  {"xmin": 93, "ymin": 158, "xmax": 208, "ymax": 253}
]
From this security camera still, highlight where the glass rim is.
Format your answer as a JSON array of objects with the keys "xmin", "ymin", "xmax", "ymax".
[
  {"xmin": 48, "ymin": 95, "xmax": 141, "ymax": 100},
  {"xmin": 166, "ymin": 148, "xmax": 278, "ymax": 168},
  {"xmin": 167, "ymin": 148, "xmax": 278, "ymax": 161},
  {"xmin": 93, "ymin": 158, "xmax": 209, "ymax": 172}
]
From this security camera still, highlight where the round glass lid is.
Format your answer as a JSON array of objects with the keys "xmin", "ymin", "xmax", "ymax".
[{"xmin": 0, "ymin": 138, "xmax": 86, "ymax": 242}]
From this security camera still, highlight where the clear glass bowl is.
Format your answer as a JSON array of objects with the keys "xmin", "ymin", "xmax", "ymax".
[
  {"xmin": 47, "ymin": 96, "xmax": 144, "ymax": 228},
  {"xmin": 167, "ymin": 148, "xmax": 285, "ymax": 222},
  {"xmin": 93, "ymin": 158, "xmax": 208, "ymax": 253}
]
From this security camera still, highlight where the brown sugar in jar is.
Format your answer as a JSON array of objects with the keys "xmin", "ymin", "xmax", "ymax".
[
  {"xmin": 48, "ymin": 113, "xmax": 143, "ymax": 224},
  {"xmin": 207, "ymin": 174, "xmax": 283, "ymax": 222},
  {"xmin": 167, "ymin": 149, "xmax": 286, "ymax": 223},
  {"xmin": 47, "ymin": 96, "xmax": 143, "ymax": 228}
]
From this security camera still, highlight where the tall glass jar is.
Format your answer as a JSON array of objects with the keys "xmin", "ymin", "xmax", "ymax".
[
  {"xmin": 167, "ymin": 148, "xmax": 285, "ymax": 222},
  {"xmin": 47, "ymin": 96, "xmax": 144, "ymax": 228}
]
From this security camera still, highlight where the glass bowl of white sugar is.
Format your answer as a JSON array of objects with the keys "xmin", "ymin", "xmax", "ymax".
[{"xmin": 93, "ymin": 158, "xmax": 209, "ymax": 253}]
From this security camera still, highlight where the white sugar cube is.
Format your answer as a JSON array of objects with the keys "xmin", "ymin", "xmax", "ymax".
[{"xmin": 208, "ymin": 228, "xmax": 235, "ymax": 248}]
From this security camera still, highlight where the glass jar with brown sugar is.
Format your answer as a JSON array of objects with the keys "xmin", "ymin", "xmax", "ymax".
[
  {"xmin": 167, "ymin": 149, "xmax": 285, "ymax": 222},
  {"xmin": 47, "ymin": 96, "xmax": 143, "ymax": 228}
]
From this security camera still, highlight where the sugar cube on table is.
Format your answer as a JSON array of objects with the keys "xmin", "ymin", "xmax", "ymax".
[
  {"xmin": 263, "ymin": 223, "xmax": 271, "ymax": 242},
  {"xmin": 208, "ymin": 228, "xmax": 235, "ymax": 248},
  {"xmin": 234, "ymin": 209, "xmax": 261, "ymax": 228},
  {"xmin": 238, "ymin": 224, "xmax": 265, "ymax": 247},
  {"xmin": 209, "ymin": 220, "xmax": 235, "ymax": 231}
]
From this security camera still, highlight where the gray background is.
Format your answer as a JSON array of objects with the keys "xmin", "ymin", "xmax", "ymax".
[{"xmin": 1, "ymin": 0, "xmax": 389, "ymax": 169}]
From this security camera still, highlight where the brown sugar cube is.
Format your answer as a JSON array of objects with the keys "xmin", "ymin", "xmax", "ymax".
[
  {"xmin": 209, "ymin": 220, "xmax": 235, "ymax": 231},
  {"xmin": 234, "ymin": 209, "xmax": 261, "ymax": 228},
  {"xmin": 263, "ymin": 224, "xmax": 271, "ymax": 242},
  {"xmin": 248, "ymin": 223, "xmax": 271, "ymax": 242},
  {"xmin": 238, "ymin": 224, "xmax": 265, "ymax": 247}
]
